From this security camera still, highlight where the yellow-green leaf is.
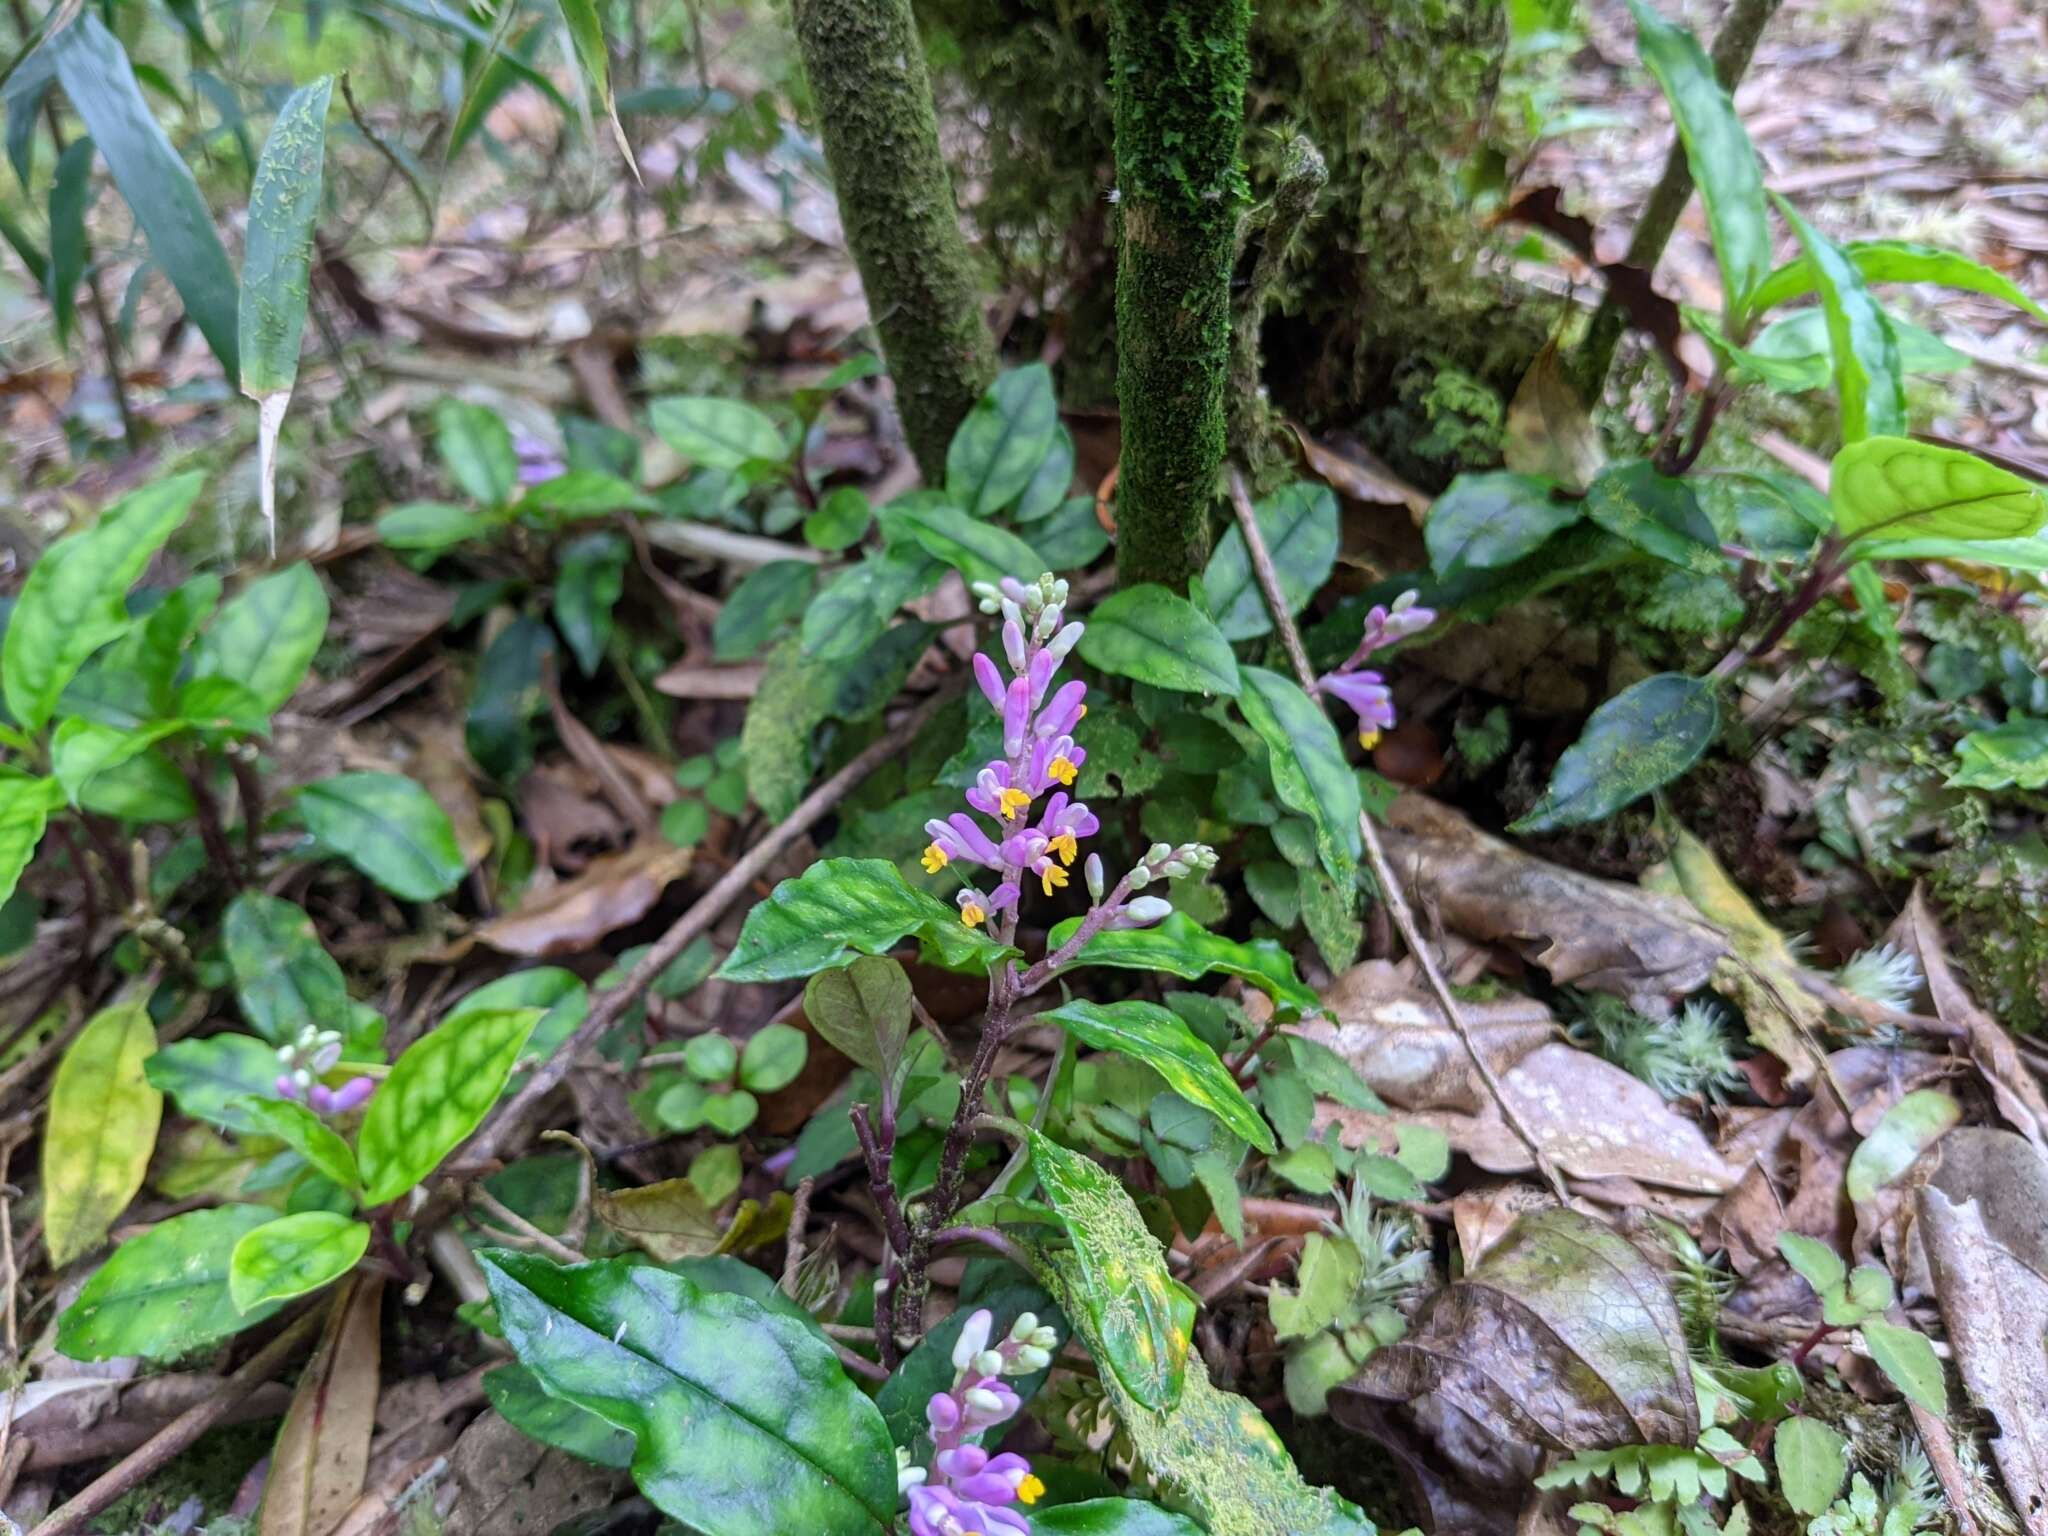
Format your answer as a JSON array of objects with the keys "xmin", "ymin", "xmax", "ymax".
[
  {"xmin": 356, "ymin": 1007, "xmax": 541, "ymax": 1204},
  {"xmin": 229, "ymin": 1211, "xmax": 370, "ymax": 1310},
  {"xmin": 43, "ymin": 1002, "xmax": 163, "ymax": 1265}
]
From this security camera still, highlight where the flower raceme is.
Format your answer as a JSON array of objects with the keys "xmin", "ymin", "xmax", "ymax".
[
  {"xmin": 273, "ymin": 1025, "xmax": 375, "ymax": 1116},
  {"xmin": 899, "ymin": 1308, "xmax": 1056, "ymax": 1536},
  {"xmin": 1316, "ymin": 589, "xmax": 1436, "ymax": 750}
]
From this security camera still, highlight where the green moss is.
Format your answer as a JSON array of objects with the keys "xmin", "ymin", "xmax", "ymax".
[
  {"xmin": 1932, "ymin": 830, "xmax": 2048, "ymax": 1036},
  {"xmin": 90, "ymin": 1419, "xmax": 275, "ymax": 1535}
]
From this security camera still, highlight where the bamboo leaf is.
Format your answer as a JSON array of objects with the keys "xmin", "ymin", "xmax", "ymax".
[
  {"xmin": 45, "ymin": 135, "xmax": 93, "ymax": 348},
  {"xmin": 552, "ymin": 0, "xmax": 638, "ymax": 177}
]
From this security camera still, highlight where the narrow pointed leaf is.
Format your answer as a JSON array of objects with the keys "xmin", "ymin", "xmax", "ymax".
[
  {"xmin": 1512, "ymin": 672, "xmax": 1718, "ymax": 832},
  {"xmin": 1749, "ymin": 239, "xmax": 2048, "ymax": 324},
  {"xmin": 1777, "ymin": 196, "xmax": 1905, "ymax": 443},
  {"xmin": 1237, "ymin": 666, "xmax": 1360, "ymax": 887},
  {"xmin": 297, "ymin": 771, "xmax": 468, "ymax": 901}
]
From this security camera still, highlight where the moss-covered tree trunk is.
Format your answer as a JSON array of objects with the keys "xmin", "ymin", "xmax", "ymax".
[
  {"xmin": 1109, "ymin": 0, "xmax": 1251, "ymax": 591},
  {"xmin": 791, "ymin": 0, "xmax": 996, "ymax": 482}
]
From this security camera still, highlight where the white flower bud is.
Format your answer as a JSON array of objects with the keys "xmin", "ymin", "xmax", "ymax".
[
  {"xmin": 965, "ymin": 1387, "xmax": 1005, "ymax": 1413},
  {"xmin": 1011, "ymin": 1344, "xmax": 1051, "ymax": 1374},
  {"xmin": 1009, "ymin": 1312, "xmax": 1040, "ymax": 1343},
  {"xmin": 999, "ymin": 598, "xmax": 1025, "ymax": 632},
  {"xmin": 292, "ymin": 1068, "xmax": 312, "ymax": 1090},
  {"xmin": 1392, "ymin": 588, "xmax": 1418, "ymax": 612},
  {"xmin": 1124, "ymin": 896, "xmax": 1172, "ymax": 926},
  {"xmin": 1030, "ymin": 1324, "xmax": 1059, "ymax": 1350},
  {"xmin": 277, "ymin": 1044, "xmax": 295, "ymax": 1063},
  {"xmin": 1161, "ymin": 860, "xmax": 1191, "ymax": 879},
  {"xmin": 1128, "ymin": 865, "xmax": 1152, "ymax": 890},
  {"xmin": 1146, "ymin": 842, "xmax": 1172, "ymax": 865},
  {"xmin": 1085, "ymin": 853, "xmax": 1105, "ymax": 903},
  {"xmin": 951, "ymin": 1309, "xmax": 994, "ymax": 1372},
  {"xmin": 1045, "ymin": 621, "xmax": 1084, "ymax": 661},
  {"xmin": 973, "ymin": 1348, "xmax": 1004, "ymax": 1379},
  {"xmin": 897, "ymin": 1464, "xmax": 927, "ymax": 1494}
]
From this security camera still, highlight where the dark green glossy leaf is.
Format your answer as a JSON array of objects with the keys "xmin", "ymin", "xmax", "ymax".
[
  {"xmin": 224, "ymin": 890, "xmax": 355, "ymax": 1045},
  {"xmin": 192, "ymin": 562, "xmax": 329, "ymax": 714},
  {"xmin": 1424, "ymin": 472, "xmax": 1575, "ymax": 577},
  {"xmin": 228, "ymin": 1211, "xmax": 369, "ymax": 1309},
  {"xmin": 878, "ymin": 499, "xmax": 1044, "ymax": 586},
  {"xmin": 357, "ymin": 1007, "xmax": 541, "ymax": 1204},
  {"xmin": 145, "ymin": 1033, "xmax": 282, "ymax": 1132},
  {"xmin": 1029, "ymin": 494, "xmax": 1112, "ymax": 569},
  {"xmin": 435, "ymin": 399, "xmax": 518, "ymax": 505},
  {"xmin": 3, "ymin": 472, "xmax": 200, "ymax": 733},
  {"xmin": 1042, "ymin": 1000, "xmax": 1274, "ymax": 1153},
  {"xmin": 1204, "ymin": 482, "xmax": 1340, "ymax": 640},
  {"xmin": 945, "ymin": 363, "xmax": 1059, "ymax": 517},
  {"xmin": 800, "ymin": 544, "xmax": 940, "ymax": 662},
  {"xmin": 61, "ymin": 571, "xmax": 220, "ymax": 726},
  {"xmin": 46, "ymin": 135, "xmax": 92, "ymax": 348},
  {"xmin": 1777, "ymin": 196, "xmax": 1905, "ymax": 443},
  {"xmin": 52, "ymin": 14, "xmax": 239, "ymax": 373},
  {"xmin": 1014, "ymin": 422, "xmax": 1076, "ymax": 522},
  {"xmin": 1831, "ymin": 436, "xmax": 2048, "ymax": 544},
  {"xmin": 1031, "ymin": 1501, "xmax": 1206, "ymax": 1535},
  {"xmin": 482, "ymin": 1249, "xmax": 898, "ymax": 1533},
  {"xmin": 483, "ymin": 1363, "xmax": 635, "ymax": 1468},
  {"xmin": 553, "ymin": 530, "xmax": 629, "ymax": 676},
  {"xmin": 717, "ymin": 857, "xmax": 1011, "ymax": 982},
  {"xmin": 650, "ymin": 395, "xmax": 786, "ymax": 471},
  {"xmin": 1048, "ymin": 910, "xmax": 1319, "ymax": 1020},
  {"xmin": 1511, "ymin": 672, "xmax": 1719, "ymax": 832},
  {"xmin": 1627, "ymin": 0, "xmax": 1769, "ymax": 325},
  {"xmin": 1028, "ymin": 1131, "xmax": 1195, "ymax": 1412},
  {"xmin": 57, "ymin": 1204, "xmax": 283, "ymax": 1360},
  {"xmin": 713, "ymin": 560, "xmax": 815, "ymax": 660},
  {"xmin": 1582, "ymin": 460, "xmax": 1723, "ymax": 573},
  {"xmin": 1749, "ymin": 239, "xmax": 2048, "ymax": 324},
  {"xmin": 1237, "ymin": 666, "xmax": 1360, "ymax": 888},
  {"xmin": 238, "ymin": 76, "xmax": 330, "ymax": 399},
  {"xmin": 298, "ymin": 771, "xmax": 468, "ymax": 901},
  {"xmin": 1077, "ymin": 585, "xmax": 1238, "ymax": 696},
  {"xmin": 467, "ymin": 617, "xmax": 555, "ymax": 780}
]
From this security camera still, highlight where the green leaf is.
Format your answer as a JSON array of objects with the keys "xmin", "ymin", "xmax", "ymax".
[
  {"xmin": 1845, "ymin": 1089, "xmax": 1960, "ymax": 1204},
  {"xmin": 801, "ymin": 956, "xmax": 911, "ymax": 1075},
  {"xmin": 224, "ymin": 891, "xmax": 354, "ymax": 1044},
  {"xmin": 1860, "ymin": 1320, "xmax": 1947, "ymax": 1415},
  {"xmin": 467, "ymin": 616, "xmax": 554, "ymax": 780},
  {"xmin": 42, "ymin": 1001, "xmax": 163, "ymax": 1265},
  {"xmin": 3, "ymin": 472, "xmax": 201, "ymax": 733},
  {"xmin": 376, "ymin": 501, "xmax": 508, "ymax": 552},
  {"xmin": 192, "ymin": 562, "xmax": 329, "ymax": 715},
  {"xmin": 482, "ymin": 1249, "xmax": 898, "ymax": 1533},
  {"xmin": 238, "ymin": 76, "xmax": 330, "ymax": 399},
  {"xmin": 1029, "ymin": 494, "xmax": 1113, "ymax": 570},
  {"xmin": 1028, "ymin": 1131, "xmax": 1196, "ymax": 1412},
  {"xmin": 520, "ymin": 467, "xmax": 656, "ymax": 520},
  {"xmin": 1424, "ymin": 472, "xmax": 1577, "ymax": 577},
  {"xmin": 51, "ymin": 721, "xmax": 179, "ymax": 813},
  {"xmin": 717, "ymin": 857, "xmax": 1012, "ymax": 982},
  {"xmin": 357, "ymin": 1007, "xmax": 541, "ymax": 1204},
  {"xmin": 1049, "ymin": 910, "xmax": 1320, "ymax": 1020},
  {"xmin": 1029, "ymin": 1500, "xmax": 1207, "ymax": 1535},
  {"xmin": 0, "ymin": 771, "xmax": 59, "ymax": 907},
  {"xmin": 234, "ymin": 1095, "xmax": 361, "ymax": 1193},
  {"xmin": 1237, "ymin": 666, "xmax": 1361, "ymax": 888},
  {"xmin": 738, "ymin": 1021, "xmax": 807, "ymax": 1092},
  {"xmin": 483, "ymin": 1363, "xmax": 635, "ymax": 1468},
  {"xmin": 1511, "ymin": 672, "xmax": 1719, "ymax": 832},
  {"xmin": 46, "ymin": 135, "xmax": 93, "ymax": 349},
  {"xmin": 1583, "ymin": 461, "xmax": 1723, "ymax": 573},
  {"xmin": 1773, "ymin": 1416, "xmax": 1847, "ymax": 1517},
  {"xmin": 713, "ymin": 561, "xmax": 815, "ymax": 660},
  {"xmin": 298, "ymin": 772, "xmax": 468, "ymax": 901},
  {"xmin": 800, "ymin": 544, "xmax": 941, "ymax": 662},
  {"xmin": 435, "ymin": 399, "xmax": 518, "ymax": 505},
  {"xmin": 1078, "ymin": 585, "xmax": 1239, "ymax": 696},
  {"xmin": 552, "ymin": 0, "xmax": 634, "ymax": 174},
  {"xmin": 447, "ymin": 968, "xmax": 589, "ymax": 1072},
  {"xmin": 1776, "ymin": 1232, "xmax": 1846, "ymax": 1297},
  {"xmin": 1737, "ymin": 306, "xmax": 1966, "ymax": 393},
  {"xmin": 52, "ymin": 14, "xmax": 239, "ymax": 374},
  {"xmin": 553, "ymin": 530, "xmax": 629, "ymax": 676},
  {"xmin": 228, "ymin": 1211, "xmax": 370, "ymax": 1310},
  {"xmin": 1831, "ymin": 436, "xmax": 2048, "ymax": 544},
  {"xmin": 57, "ymin": 1204, "xmax": 284, "ymax": 1360},
  {"xmin": 1045, "ymin": 1000, "xmax": 1274, "ymax": 1152},
  {"xmin": 1826, "ymin": 1265, "xmax": 1894, "ymax": 1328},
  {"xmin": 1749, "ymin": 239, "xmax": 2048, "ymax": 325},
  {"xmin": 802, "ymin": 485, "xmax": 871, "ymax": 551},
  {"xmin": 145, "ymin": 1033, "xmax": 285, "ymax": 1132},
  {"xmin": 1203, "ymin": 482, "xmax": 1340, "ymax": 640},
  {"xmin": 1948, "ymin": 717, "xmax": 2048, "ymax": 791},
  {"xmin": 946, "ymin": 363, "xmax": 1060, "ymax": 517},
  {"xmin": 1776, "ymin": 196, "xmax": 1905, "ymax": 443},
  {"xmin": 649, "ymin": 395, "xmax": 786, "ymax": 471},
  {"xmin": 1015, "ymin": 423, "xmax": 1076, "ymax": 522},
  {"xmin": 1626, "ymin": 0, "xmax": 1770, "ymax": 326},
  {"xmin": 63, "ymin": 572, "xmax": 220, "ymax": 726},
  {"xmin": 878, "ymin": 499, "xmax": 1045, "ymax": 586}
]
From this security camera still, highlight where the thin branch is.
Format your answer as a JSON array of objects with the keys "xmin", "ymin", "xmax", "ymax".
[
  {"xmin": 1225, "ymin": 464, "xmax": 1569, "ymax": 1201},
  {"xmin": 781, "ymin": 1175, "xmax": 815, "ymax": 1295},
  {"xmin": 468, "ymin": 1183, "xmax": 583, "ymax": 1266}
]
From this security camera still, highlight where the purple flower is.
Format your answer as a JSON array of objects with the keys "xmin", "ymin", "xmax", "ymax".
[
  {"xmin": 310, "ymin": 1076, "xmax": 375, "ymax": 1115},
  {"xmin": 906, "ymin": 1476, "xmax": 1032, "ymax": 1535},
  {"xmin": 512, "ymin": 431, "xmax": 566, "ymax": 486},
  {"xmin": 923, "ymin": 814, "xmax": 1002, "ymax": 873},
  {"xmin": 1024, "ymin": 734, "xmax": 1085, "ymax": 794},
  {"xmin": 935, "ymin": 1447, "xmax": 1039, "ymax": 1506},
  {"xmin": 966, "ymin": 763, "xmax": 1033, "ymax": 824},
  {"xmin": 1035, "ymin": 680, "xmax": 1086, "ymax": 740},
  {"xmin": 1320, "ymin": 668, "xmax": 1397, "ymax": 749},
  {"xmin": 973, "ymin": 654, "xmax": 1006, "ymax": 711}
]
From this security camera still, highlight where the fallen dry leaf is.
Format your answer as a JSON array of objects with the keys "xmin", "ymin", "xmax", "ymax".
[
  {"xmin": 260, "ymin": 1272, "xmax": 383, "ymax": 1536},
  {"xmin": 1504, "ymin": 339, "xmax": 1605, "ymax": 492},
  {"xmin": 442, "ymin": 1405, "xmax": 622, "ymax": 1536},
  {"xmin": 475, "ymin": 837, "xmax": 692, "ymax": 957},
  {"xmin": 1377, "ymin": 794, "xmax": 1725, "ymax": 1015}
]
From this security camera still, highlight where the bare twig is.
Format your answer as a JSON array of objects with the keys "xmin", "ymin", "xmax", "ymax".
[
  {"xmin": 1225, "ymin": 465, "xmax": 1569, "ymax": 1201},
  {"xmin": 467, "ymin": 685, "xmax": 958, "ymax": 1168},
  {"xmin": 781, "ymin": 1176, "xmax": 815, "ymax": 1296},
  {"xmin": 468, "ymin": 1184, "xmax": 584, "ymax": 1266},
  {"xmin": 33, "ymin": 1308, "xmax": 323, "ymax": 1536}
]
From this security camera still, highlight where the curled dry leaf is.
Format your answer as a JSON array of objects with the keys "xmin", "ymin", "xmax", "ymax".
[
  {"xmin": 1299, "ymin": 962, "xmax": 1738, "ymax": 1194},
  {"xmin": 1332, "ymin": 1209, "xmax": 1697, "ymax": 1530},
  {"xmin": 1284, "ymin": 420, "xmax": 1430, "ymax": 519},
  {"xmin": 475, "ymin": 837, "xmax": 692, "ymax": 958},
  {"xmin": 1377, "ymin": 795, "xmax": 1724, "ymax": 1015},
  {"xmin": 1918, "ymin": 1129, "xmax": 2048, "ymax": 1531}
]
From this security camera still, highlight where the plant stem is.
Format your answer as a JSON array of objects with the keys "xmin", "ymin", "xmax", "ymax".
[
  {"xmin": 1710, "ymin": 536, "xmax": 1842, "ymax": 680},
  {"xmin": 1569, "ymin": 0, "xmax": 1787, "ymax": 401},
  {"xmin": 788, "ymin": 0, "xmax": 995, "ymax": 482},
  {"xmin": 178, "ymin": 758, "xmax": 245, "ymax": 889},
  {"xmin": 927, "ymin": 1223, "xmax": 1033, "ymax": 1271}
]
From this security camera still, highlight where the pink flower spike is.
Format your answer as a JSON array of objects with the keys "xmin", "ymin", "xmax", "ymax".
[
  {"xmin": 973, "ymin": 654, "xmax": 1006, "ymax": 712},
  {"xmin": 310, "ymin": 1076, "xmax": 375, "ymax": 1116},
  {"xmin": 275, "ymin": 1074, "xmax": 300, "ymax": 1100},
  {"xmin": 926, "ymin": 1391, "xmax": 962, "ymax": 1438},
  {"xmin": 987, "ymin": 880, "xmax": 1022, "ymax": 913},
  {"xmin": 1002, "ymin": 678, "xmax": 1032, "ymax": 758}
]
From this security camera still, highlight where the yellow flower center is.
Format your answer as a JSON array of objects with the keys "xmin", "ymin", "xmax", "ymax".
[
  {"xmin": 997, "ymin": 786, "xmax": 1032, "ymax": 820},
  {"xmin": 1039, "ymin": 862, "xmax": 1069, "ymax": 896},
  {"xmin": 1049, "ymin": 831, "xmax": 1078, "ymax": 865},
  {"xmin": 921, "ymin": 842, "xmax": 950, "ymax": 873},
  {"xmin": 1047, "ymin": 755, "xmax": 1078, "ymax": 786},
  {"xmin": 1017, "ymin": 1474, "xmax": 1046, "ymax": 1505},
  {"xmin": 1357, "ymin": 727, "xmax": 1381, "ymax": 751},
  {"xmin": 960, "ymin": 902, "xmax": 986, "ymax": 928}
]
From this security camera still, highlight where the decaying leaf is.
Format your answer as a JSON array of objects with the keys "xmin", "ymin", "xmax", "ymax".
[
  {"xmin": 1299, "ymin": 963, "xmax": 1738, "ymax": 1194},
  {"xmin": 475, "ymin": 837, "xmax": 692, "ymax": 957},
  {"xmin": 1918, "ymin": 1128, "xmax": 2048, "ymax": 1531},
  {"xmin": 261, "ymin": 1272, "xmax": 384, "ymax": 1536},
  {"xmin": 1504, "ymin": 339, "xmax": 1606, "ymax": 492},
  {"xmin": 555, "ymin": 1131, "xmax": 789, "ymax": 1262},
  {"xmin": 442, "ymin": 1399, "xmax": 624, "ymax": 1536},
  {"xmin": 1377, "ymin": 795, "xmax": 1724, "ymax": 1015},
  {"xmin": 1333, "ymin": 1209, "xmax": 1696, "ymax": 1529}
]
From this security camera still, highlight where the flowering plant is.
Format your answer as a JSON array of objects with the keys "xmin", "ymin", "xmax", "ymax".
[{"xmin": 897, "ymin": 1307, "xmax": 1057, "ymax": 1536}]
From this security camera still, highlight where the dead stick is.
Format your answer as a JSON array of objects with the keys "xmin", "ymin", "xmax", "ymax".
[
  {"xmin": 1225, "ymin": 468, "xmax": 1569, "ymax": 1200},
  {"xmin": 782, "ymin": 1176, "xmax": 815, "ymax": 1295},
  {"xmin": 467, "ymin": 684, "xmax": 959, "ymax": 1167},
  {"xmin": 33, "ymin": 1308, "xmax": 322, "ymax": 1536}
]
